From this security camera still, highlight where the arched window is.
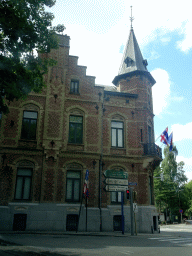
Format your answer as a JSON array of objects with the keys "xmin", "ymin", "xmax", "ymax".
[
  {"xmin": 21, "ymin": 104, "xmax": 39, "ymax": 140},
  {"xmin": 15, "ymin": 161, "xmax": 34, "ymax": 200},
  {"xmin": 66, "ymin": 163, "xmax": 82, "ymax": 202},
  {"xmin": 111, "ymin": 115, "xmax": 124, "ymax": 148},
  {"xmin": 68, "ymin": 109, "xmax": 84, "ymax": 144}
]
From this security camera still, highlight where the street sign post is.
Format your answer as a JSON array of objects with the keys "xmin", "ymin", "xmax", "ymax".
[
  {"xmin": 104, "ymin": 169, "xmax": 129, "ymax": 235},
  {"xmin": 104, "ymin": 185, "xmax": 128, "ymax": 192},
  {"xmin": 105, "ymin": 178, "xmax": 128, "ymax": 185},
  {"xmin": 128, "ymin": 182, "xmax": 137, "ymax": 186},
  {"xmin": 104, "ymin": 169, "xmax": 128, "ymax": 179}
]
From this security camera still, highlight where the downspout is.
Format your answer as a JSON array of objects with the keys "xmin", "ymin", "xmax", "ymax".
[{"xmin": 99, "ymin": 93, "xmax": 104, "ymax": 232}]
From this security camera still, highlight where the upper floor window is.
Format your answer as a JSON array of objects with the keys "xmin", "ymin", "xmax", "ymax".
[
  {"xmin": 66, "ymin": 171, "xmax": 81, "ymax": 202},
  {"xmin": 21, "ymin": 111, "xmax": 38, "ymax": 140},
  {"xmin": 70, "ymin": 80, "xmax": 79, "ymax": 94},
  {"xmin": 111, "ymin": 121, "xmax": 124, "ymax": 148},
  {"xmin": 68, "ymin": 115, "xmax": 83, "ymax": 144},
  {"xmin": 15, "ymin": 168, "xmax": 32, "ymax": 200}
]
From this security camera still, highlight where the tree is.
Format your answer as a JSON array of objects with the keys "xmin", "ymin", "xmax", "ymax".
[
  {"xmin": 154, "ymin": 146, "xmax": 187, "ymax": 222},
  {"xmin": 183, "ymin": 180, "xmax": 192, "ymax": 218},
  {"xmin": 0, "ymin": 0, "xmax": 65, "ymax": 113}
]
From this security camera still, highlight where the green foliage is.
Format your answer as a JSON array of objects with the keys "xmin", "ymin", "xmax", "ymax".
[
  {"xmin": 183, "ymin": 180, "xmax": 192, "ymax": 217},
  {"xmin": 0, "ymin": 0, "xmax": 65, "ymax": 113},
  {"xmin": 154, "ymin": 146, "xmax": 187, "ymax": 220}
]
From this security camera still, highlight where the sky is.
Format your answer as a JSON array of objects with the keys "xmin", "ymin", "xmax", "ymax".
[{"xmin": 48, "ymin": 0, "xmax": 192, "ymax": 182}]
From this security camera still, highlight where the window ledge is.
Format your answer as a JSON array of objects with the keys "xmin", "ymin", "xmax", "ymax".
[
  {"xmin": 69, "ymin": 92, "xmax": 80, "ymax": 95},
  {"xmin": 18, "ymin": 139, "xmax": 37, "ymax": 148},
  {"xmin": 110, "ymin": 147, "xmax": 126, "ymax": 155},
  {"xmin": 67, "ymin": 143, "xmax": 84, "ymax": 151}
]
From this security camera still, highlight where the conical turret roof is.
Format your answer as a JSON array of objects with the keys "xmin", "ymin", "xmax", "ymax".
[
  {"xmin": 113, "ymin": 28, "xmax": 155, "ymax": 86},
  {"xmin": 118, "ymin": 28, "xmax": 148, "ymax": 75}
]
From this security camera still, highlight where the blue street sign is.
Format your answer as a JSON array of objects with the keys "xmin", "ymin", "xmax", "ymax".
[{"xmin": 128, "ymin": 182, "xmax": 137, "ymax": 186}]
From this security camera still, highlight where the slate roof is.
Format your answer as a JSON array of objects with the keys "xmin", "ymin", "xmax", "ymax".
[
  {"xmin": 112, "ymin": 28, "xmax": 156, "ymax": 86},
  {"xmin": 118, "ymin": 28, "xmax": 147, "ymax": 75}
]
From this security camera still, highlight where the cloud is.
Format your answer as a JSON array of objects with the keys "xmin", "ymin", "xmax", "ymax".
[
  {"xmin": 171, "ymin": 123, "xmax": 192, "ymax": 141},
  {"xmin": 170, "ymin": 96, "xmax": 184, "ymax": 102},
  {"xmin": 176, "ymin": 156, "xmax": 192, "ymax": 182},
  {"xmin": 160, "ymin": 37, "xmax": 171, "ymax": 44},
  {"xmin": 148, "ymin": 50, "xmax": 160, "ymax": 61},
  {"xmin": 151, "ymin": 69, "xmax": 171, "ymax": 116},
  {"xmin": 128, "ymin": 0, "xmax": 192, "ymax": 53}
]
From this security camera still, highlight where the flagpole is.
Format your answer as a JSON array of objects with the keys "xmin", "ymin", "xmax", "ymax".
[{"xmin": 155, "ymin": 134, "xmax": 161, "ymax": 142}]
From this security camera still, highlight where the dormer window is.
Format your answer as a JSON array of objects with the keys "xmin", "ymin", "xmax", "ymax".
[
  {"xmin": 70, "ymin": 80, "xmax": 79, "ymax": 94},
  {"xmin": 124, "ymin": 57, "xmax": 133, "ymax": 68},
  {"xmin": 143, "ymin": 59, "xmax": 148, "ymax": 67}
]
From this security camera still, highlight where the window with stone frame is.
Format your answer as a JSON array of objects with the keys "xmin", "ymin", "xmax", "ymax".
[
  {"xmin": 70, "ymin": 80, "xmax": 79, "ymax": 94},
  {"xmin": 111, "ymin": 191, "xmax": 122, "ymax": 203},
  {"xmin": 68, "ymin": 115, "xmax": 83, "ymax": 144},
  {"xmin": 15, "ymin": 167, "xmax": 33, "ymax": 200},
  {"xmin": 111, "ymin": 120, "xmax": 124, "ymax": 148},
  {"xmin": 21, "ymin": 110, "xmax": 38, "ymax": 140},
  {"xmin": 66, "ymin": 171, "xmax": 81, "ymax": 202}
]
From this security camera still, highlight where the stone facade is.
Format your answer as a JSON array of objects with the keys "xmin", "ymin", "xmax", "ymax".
[{"xmin": 0, "ymin": 33, "xmax": 162, "ymax": 233}]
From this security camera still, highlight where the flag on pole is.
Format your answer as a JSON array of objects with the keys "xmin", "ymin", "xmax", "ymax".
[
  {"xmin": 167, "ymin": 132, "xmax": 173, "ymax": 152},
  {"xmin": 160, "ymin": 127, "xmax": 169, "ymax": 145}
]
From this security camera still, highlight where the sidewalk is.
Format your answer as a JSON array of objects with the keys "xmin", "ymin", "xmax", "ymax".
[{"xmin": 0, "ymin": 230, "xmax": 140, "ymax": 237}]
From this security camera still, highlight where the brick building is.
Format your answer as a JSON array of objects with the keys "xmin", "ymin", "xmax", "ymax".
[{"xmin": 0, "ymin": 27, "xmax": 162, "ymax": 232}]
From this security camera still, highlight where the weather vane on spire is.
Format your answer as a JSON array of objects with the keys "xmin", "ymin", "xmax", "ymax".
[{"xmin": 130, "ymin": 6, "xmax": 134, "ymax": 29}]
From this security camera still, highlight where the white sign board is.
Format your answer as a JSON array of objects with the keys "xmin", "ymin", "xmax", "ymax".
[
  {"xmin": 105, "ymin": 185, "xmax": 128, "ymax": 192},
  {"xmin": 105, "ymin": 178, "xmax": 128, "ymax": 185}
]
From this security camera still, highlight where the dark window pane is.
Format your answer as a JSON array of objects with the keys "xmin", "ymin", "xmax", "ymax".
[
  {"xmin": 70, "ymin": 81, "xmax": 79, "ymax": 94},
  {"xmin": 15, "ymin": 177, "xmax": 23, "ymax": 199},
  {"xmin": 66, "ymin": 179, "xmax": 73, "ymax": 200},
  {"xmin": 21, "ymin": 111, "xmax": 37, "ymax": 140},
  {"xmin": 74, "ymin": 180, "xmax": 80, "ymax": 201},
  {"xmin": 69, "ymin": 123, "xmax": 76, "ymax": 143},
  {"xmin": 76, "ymin": 124, "xmax": 83, "ymax": 143},
  {"xmin": 69, "ymin": 116, "xmax": 83, "ymax": 144},
  {"xmin": 15, "ymin": 168, "xmax": 32, "ymax": 200},
  {"xmin": 66, "ymin": 171, "xmax": 80, "ymax": 202},
  {"xmin": 23, "ymin": 177, "xmax": 31, "ymax": 199}
]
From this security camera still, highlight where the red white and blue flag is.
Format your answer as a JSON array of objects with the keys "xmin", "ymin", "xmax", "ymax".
[
  {"xmin": 83, "ymin": 169, "xmax": 89, "ymax": 198},
  {"xmin": 167, "ymin": 132, "xmax": 173, "ymax": 152},
  {"xmin": 160, "ymin": 127, "xmax": 169, "ymax": 145}
]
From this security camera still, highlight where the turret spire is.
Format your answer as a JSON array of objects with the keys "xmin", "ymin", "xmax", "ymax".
[
  {"xmin": 112, "ymin": 8, "xmax": 156, "ymax": 86},
  {"xmin": 130, "ymin": 6, "xmax": 134, "ymax": 29}
]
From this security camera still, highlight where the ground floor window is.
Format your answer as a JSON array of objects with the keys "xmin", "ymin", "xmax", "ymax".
[
  {"xmin": 66, "ymin": 171, "xmax": 81, "ymax": 202},
  {"xmin": 111, "ymin": 191, "xmax": 122, "ymax": 203},
  {"xmin": 15, "ymin": 168, "xmax": 32, "ymax": 200}
]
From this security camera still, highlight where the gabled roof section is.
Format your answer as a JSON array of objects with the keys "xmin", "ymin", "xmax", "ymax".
[{"xmin": 119, "ymin": 28, "xmax": 147, "ymax": 75}]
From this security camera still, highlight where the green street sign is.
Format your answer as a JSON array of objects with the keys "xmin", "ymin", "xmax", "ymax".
[{"xmin": 104, "ymin": 169, "xmax": 128, "ymax": 179}]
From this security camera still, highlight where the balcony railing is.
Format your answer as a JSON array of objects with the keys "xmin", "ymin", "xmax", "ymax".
[{"xmin": 143, "ymin": 143, "xmax": 162, "ymax": 159}]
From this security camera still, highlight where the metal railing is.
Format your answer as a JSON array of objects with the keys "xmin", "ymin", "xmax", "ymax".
[{"xmin": 143, "ymin": 143, "xmax": 162, "ymax": 159}]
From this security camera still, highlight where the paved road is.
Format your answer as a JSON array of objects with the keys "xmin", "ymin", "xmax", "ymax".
[{"xmin": 0, "ymin": 224, "xmax": 192, "ymax": 256}]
